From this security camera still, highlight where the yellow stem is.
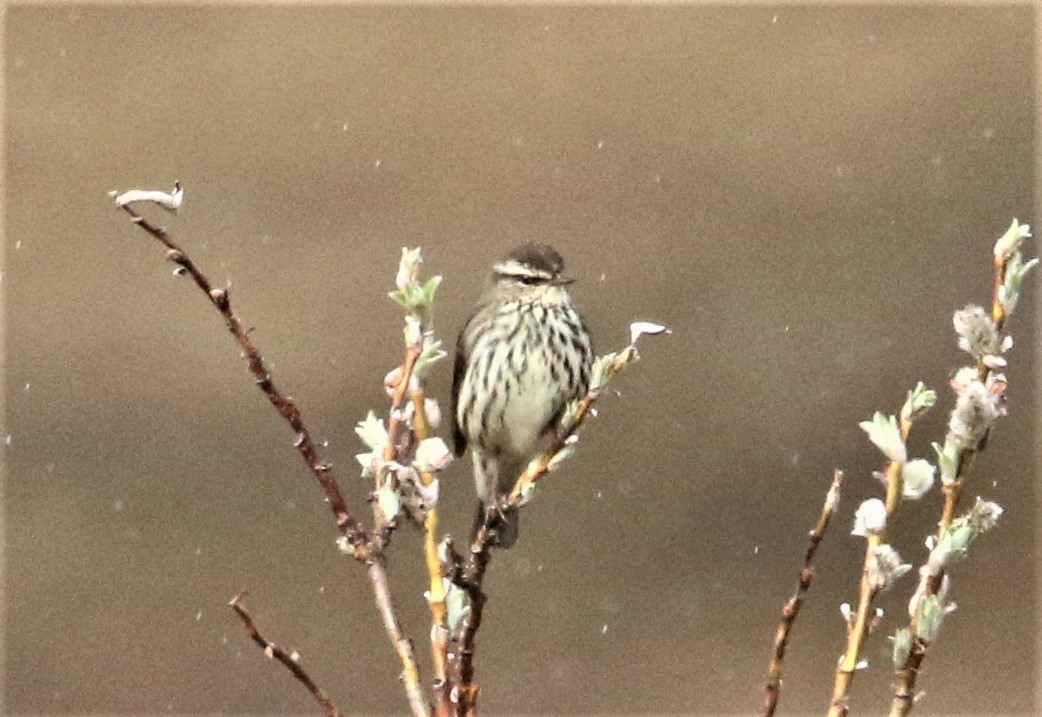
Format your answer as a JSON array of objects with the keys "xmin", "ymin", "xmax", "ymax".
[
  {"xmin": 828, "ymin": 420, "xmax": 911, "ymax": 715},
  {"xmin": 412, "ymin": 389, "xmax": 451, "ymax": 717}
]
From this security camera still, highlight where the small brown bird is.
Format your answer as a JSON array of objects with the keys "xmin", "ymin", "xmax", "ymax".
[{"xmin": 451, "ymin": 243, "xmax": 594, "ymax": 547}]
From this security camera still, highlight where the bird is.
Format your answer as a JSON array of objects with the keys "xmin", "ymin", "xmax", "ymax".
[{"xmin": 451, "ymin": 243, "xmax": 594, "ymax": 548}]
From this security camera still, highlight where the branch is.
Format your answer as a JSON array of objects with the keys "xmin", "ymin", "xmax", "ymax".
[
  {"xmin": 762, "ymin": 469, "xmax": 843, "ymax": 717},
  {"xmin": 113, "ymin": 187, "xmax": 430, "ymax": 717},
  {"xmin": 229, "ymin": 594, "xmax": 345, "ymax": 717},
  {"xmin": 889, "ymin": 220, "xmax": 1034, "ymax": 716},
  {"xmin": 412, "ymin": 388, "xmax": 453, "ymax": 717},
  {"xmin": 112, "ymin": 189, "xmax": 370, "ymax": 558},
  {"xmin": 368, "ymin": 560, "xmax": 431, "ymax": 717},
  {"xmin": 451, "ymin": 322, "xmax": 669, "ymax": 717},
  {"xmin": 828, "ymin": 411, "xmax": 919, "ymax": 717},
  {"xmin": 367, "ymin": 249, "xmax": 451, "ymax": 716}
]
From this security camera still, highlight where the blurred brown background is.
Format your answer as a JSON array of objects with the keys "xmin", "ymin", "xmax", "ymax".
[{"xmin": 3, "ymin": 5, "xmax": 1036, "ymax": 715}]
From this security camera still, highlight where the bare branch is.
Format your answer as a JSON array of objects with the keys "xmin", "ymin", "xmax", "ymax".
[
  {"xmin": 229, "ymin": 595, "xmax": 345, "ymax": 717},
  {"xmin": 762, "ymin": 470, "xmax": 843, "ymax": 717},
  {"xmin": 113, "ymin": 188, "xmax": 431, "ymax": 717},
  {"xmin": 451, "ymin": 327, "xmax": 667, "ymax": 716},
  {"xmin": 114, "ymin": 194, "xmax": 371, "ymax": 558}
]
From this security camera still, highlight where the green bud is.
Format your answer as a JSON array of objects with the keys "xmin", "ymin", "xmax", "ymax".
[
  {"xmin": 891, "ymin": 628, "xmax": 914, "ymax": 667},
  {"xmin": 590, "ymin": 353, "xmax": 617, "ymax": 391},
  {"xmin": 415, "ymin": 336, "xmax": 447, "ymax": 377},
  {"xmin": 859, "ymin": 411, "xmax": 907, "ymax": 463},
  {"xmin": 445, "ymin": 579, "xmax": 471, "ymax": 631},
  {"xmin": 901, "ymin": 381, "xmax": 937, "ymax": 423},
  {"xmin": 915, "ymin": 594, "xmax": 955, "ymax": 643},
  {"xmin": 422, "ymin": 275, "xmax": 443, "ymax": 305},
  {"xmin": 932, "ymin": 438, "xmax": 960, "ymax": 486}
]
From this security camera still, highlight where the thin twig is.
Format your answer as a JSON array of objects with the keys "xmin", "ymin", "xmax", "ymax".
[
  {"xmin": 411, "ymin": 388, "xmax": 453, "ymax": 717},
  {"xmin": 451, "ymin": 346, "xmax": 641, "ymax": 717},
  {"xmin": 368, "ymin": 560, "xmax": 431, "ymax": 717},
  {"xmin": 117, "ymin": 203, "xmax": 371, "ymax": 558},
  {"xmin": 229, "ymin": 595, "xmax": 345, "ymax": 717},
  {"xmin": 762, "ymin": 470, "xmax": 843, "ymax": 717},
  {"xmin": 115, "ymin": 194, "xmax": 430, "ymax": 717},
  {"xmin": 828, "ymin": 421, "xmax": 914, "ymax": 717},
  {"xmin": 888, "ymin": 251, "xmax": 1015, "ymax": 717}
]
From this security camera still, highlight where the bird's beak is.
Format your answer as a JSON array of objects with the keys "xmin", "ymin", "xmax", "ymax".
[{"xmin": 553, "ymin": 274, "xmax": 576, "ymax": 286}]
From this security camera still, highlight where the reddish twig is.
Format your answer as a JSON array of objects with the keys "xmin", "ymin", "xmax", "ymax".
[
  {"xmin": 115, "ymin": 193, "xmax": 431, "ymax": 717},
  {"xmin": 117, "ymin": 202, "xmax": 371, "ymax": 558},
  {"xmin": 229, "ymin": 594, "xmax": 345, "ymax": 717},
  {"xmin": 762, "ymin": 469, "xmax": 843, "ymax": 717},
  {"xmin": 450, "ymin": 345, "xmax": 639, "ymax": 717}
]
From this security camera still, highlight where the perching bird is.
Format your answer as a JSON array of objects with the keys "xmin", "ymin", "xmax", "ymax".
[{"xmin": 451, "ymin": 243, "xmax": 594, "ymax": 548}]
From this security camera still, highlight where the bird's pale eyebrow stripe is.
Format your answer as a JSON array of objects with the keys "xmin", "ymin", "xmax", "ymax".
[{"xmin": 493, "ymin": 260, "xmax": 554, "ymax": 282}]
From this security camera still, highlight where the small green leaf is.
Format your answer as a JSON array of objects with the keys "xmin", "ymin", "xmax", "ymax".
[
  {"xmin": 422, "ymin": 275, "xmax": 443, "ymax": 305},
  {"xmin": 445, "ymin": 580, "xmax": 472, "ymax": 631},
  {"xmin": 891, "ymin": 628, "xmax": 913, "ymax": 667},
  {"xmin": 415, "ymin": 337, "xmax": 447, "ymax": 377},
  {"xmin": 1002, "ymin": 252, "xmax": 1039, "ymax": 314},
  {"xmin": 590, "ymin": 353, "xmax": 616, "ymax": 390},
  {"xmin": 388, "ymin": 289, "xmax": 410, "ymax": 309},
  {"xmin": 932, "ymin": 439, "xmax": 960, "ymax": 486},
  {"xmin": 916, "ymin": 595, "xmax": 947, "ymax": 643},
  {"xmin": 517, "ymin": 480, "xmax": 537, "ymax": 506},
  {"xmin": 900, "ymin": 381, "xmax": 937, "ymax": 423},
  {"xmin": 546, "ymin": 444, "xmax": 576, "ymax": 472},
  {"xmin": 859, "ymin": 412, "xmax": 907, "ymax": 463},
  {"xmin": 993, "ymin": 218, "xmax": 1031, "ymax": 262}
]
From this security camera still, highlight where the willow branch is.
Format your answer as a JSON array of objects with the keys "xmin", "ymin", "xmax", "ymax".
[
  {"xmin": 889, "ymin": 242, "xmax": 1026, "ymax": 717},
  {"xmin": 934, "ymin": 255, "xmax": 1009, "ymax": 535},
  {"xmin": 451, "ymin": 328, "xmax": 668, "ymax": 717},
  {"xmin": 762, "ymin": 470, "xmax": 843, "ymax": 717},
  {"xmin": 229, "ymin": 595, "xmax": 345, "ymax": 717},
  {"xmin": 368, "ymin": 560, "xmax": 430, "ymax": 717},
  {"xmin": 828, "ymin": 422, "xmax": 914, "ymax": 717},
  {"xmin": 114, "ymin": 190, "xmax": 430, "ymax": 717},
  {"xmin": 411, "ymin": 388, "xmax": 453, "ymax": 717},
  {"xmin": 115, "ymin": 199, "xmax": 371, "ymax": 558},
  {"xmin": 450, "ymin": 384, "xmax": 599, "ymax": 717}
]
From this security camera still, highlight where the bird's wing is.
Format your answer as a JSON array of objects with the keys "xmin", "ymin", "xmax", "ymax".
[{"xmin": 450, "ymin": 320, "xmax": 470, "ymax": 457}]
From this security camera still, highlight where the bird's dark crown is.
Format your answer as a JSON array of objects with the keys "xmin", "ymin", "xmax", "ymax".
[{"xmin": 493, "ymin": 243, "xmax": 566, "ymax": 284}]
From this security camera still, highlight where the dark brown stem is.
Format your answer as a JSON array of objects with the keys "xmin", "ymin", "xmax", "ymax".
[
  {"xmin": 447, "ymin": 346, "xmax": 646, "ymax": 715},
  {"xmin": 762, "ymin": 470, "xmax": 843, "ymax": 717},
  {"xmin": 890, "ymin": 634, "xmax": 929, "ymax": 717},
  {"xmin": 450, "ymin": 381, "xmax": 608, "ymax": 716},
  {"xmin": 118, "ymin": 204, "xmax": 371, "ymax": 558},
  {"xmin": 451, "ymin": 522, "xmax": 494, "ymax": 717},
  {"xmin": 116, "ymin": 197, "xmax": 430, "ymax": 717},
  {"xmin": 229, "ymin": 595, "xmax": 345, "ymax": 717}
]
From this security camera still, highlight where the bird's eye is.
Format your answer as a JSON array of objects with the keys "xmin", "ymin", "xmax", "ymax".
[{"xmin": 516, "ymin": 275, "xmax": 541, "ymax": 286}]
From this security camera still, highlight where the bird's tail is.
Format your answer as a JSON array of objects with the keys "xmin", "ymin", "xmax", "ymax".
[
  {"xmin": 472, "ymin": 501, "xmax": 520, "ymax": 549},
  {"xmin": 471, "ymin": 451, "xmax": 523, "ymax": 548}
]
